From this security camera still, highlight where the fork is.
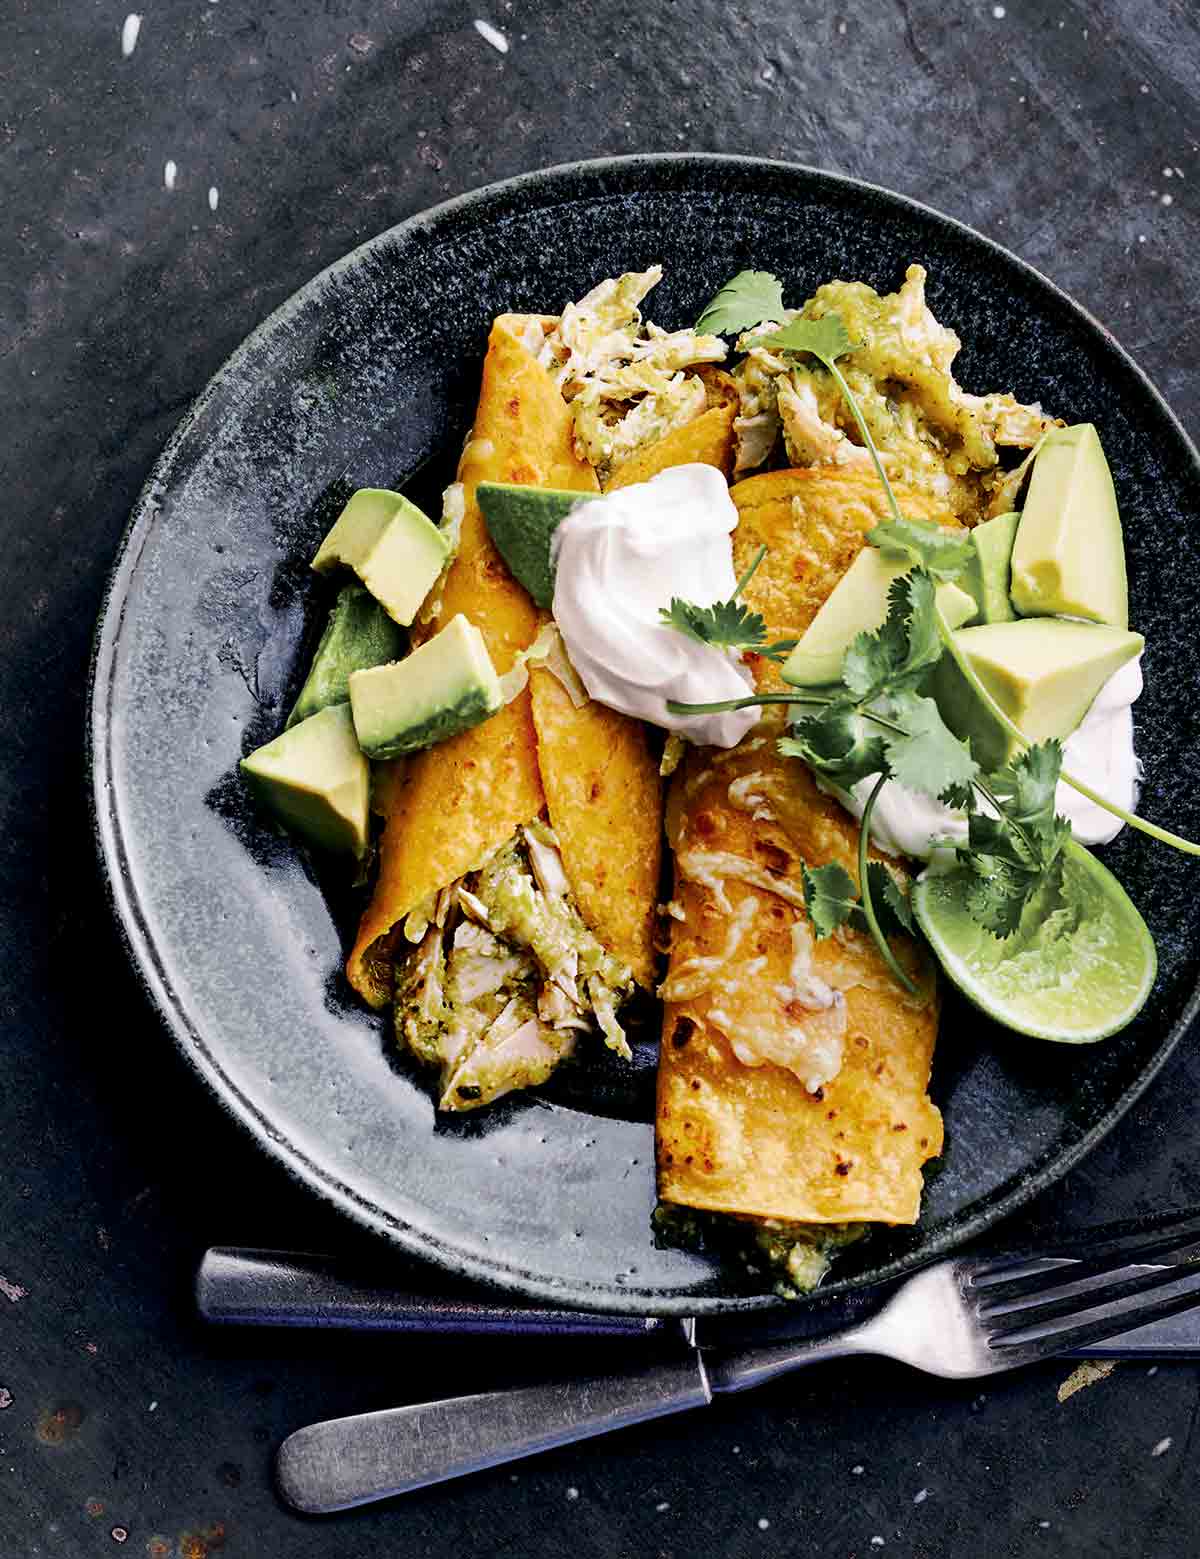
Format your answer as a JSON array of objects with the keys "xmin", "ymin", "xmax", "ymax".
[{"xmin": 275, "ymin": 1208, "xmax": 1200, "ymax": 1513}]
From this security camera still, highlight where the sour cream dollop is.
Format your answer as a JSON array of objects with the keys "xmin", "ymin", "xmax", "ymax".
[
  {"xmin": 839, "ymin": 655, "xmax": 1144, "ymax": 859},
  {"xmin": 551, "ymin": 464, "xmax": 760, "ymax": 747}
]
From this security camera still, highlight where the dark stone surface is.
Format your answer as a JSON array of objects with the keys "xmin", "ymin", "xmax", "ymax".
[{"xmin": 3, "ymin": 0, "xmax": 1200, "ymax": 1554}]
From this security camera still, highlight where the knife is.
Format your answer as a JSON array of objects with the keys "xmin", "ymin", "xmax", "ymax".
[{"xmin": 197, "ymin": 1245, "xmax": 1200, "ymax": 1355}]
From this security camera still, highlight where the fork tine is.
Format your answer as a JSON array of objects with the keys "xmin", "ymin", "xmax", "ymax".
[
  {"xmin": 967, "ymin": 1209, "xmax": 1200, "ymax": 1301},
  {"xmin": 987, "ymin": 1267, "xmax": 1200, "ymax": 1362},
  {"xmin": 983, "ymin": 1256, "xmax": 1200, "ymax": 1336}
]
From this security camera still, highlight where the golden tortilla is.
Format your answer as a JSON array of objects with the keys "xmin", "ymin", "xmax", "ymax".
[{"xmin": 656, "ymin": 468, "xmax": 947, "ymax": 1225}]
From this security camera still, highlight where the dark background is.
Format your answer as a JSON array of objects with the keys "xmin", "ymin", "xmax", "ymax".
[{"xmin": 5, "ymin": 0, "xmax": 1200, "ymax": 1554}]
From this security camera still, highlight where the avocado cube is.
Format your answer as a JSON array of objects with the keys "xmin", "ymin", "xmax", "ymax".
[
  {"xmin": 348, "ymin": 613, "xmax": 502, "ymax": 760},
  {"xmin": 311, "ymin": 488, "xmax": 450, "ymax": 626},
  {"xmin": 961, "ymin": 510, "xmax": 1020, "ymax": 625},
  {"xmin": 781, "ymin": 547, "xmax": 976, "ymax": 687},
  {"xmin": 240, "ymin": 703, "xmax": 370, "ymax": 858},
  {"xmin": 931, "ymin": 618, "xmax": 1144, "ymax": 772},
  {"xmin": 1009, "ymin": 425, "xmax": 1128, "ymax": 628},
  {"xmin": 287, "ymin": 585, "xmax": 407, "ymax": 729}
]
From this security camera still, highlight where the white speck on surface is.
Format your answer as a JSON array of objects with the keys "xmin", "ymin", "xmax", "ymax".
[
  {"xmin": 1039, "ymin": 1521, "xmax": 1051, "ymax": 1530},
  {"xmin": 1139, "ymin": 233, "xmax": 1147, "ymax": 242},
  {"xmin": 656, "ymin": 1502, "xmax": 670, "ymax": 1513},
  {"xmin": 0, "ymin": 1278, "xmax": 26, "ymax": 1304},
  {"xmin": 1152, "ymin": 1437, "xmax": 1173, "ymax": 1457},
  {"xmin": 1148, "ymin": 1366, "xmax": 1159, "ymax": 1376},
  {"xmin": 852, "ymin": 1464, "xmax": 865, "ymax": 1475},
  {"xmin": 992, "ymin": 4, "xmax": 1006, "ymax": 17},
  {"xmin": 1175, "ymin": 166, "xmax": 1185, "ymax": 178},
  {"xmin": 1141, "ymin": 83, "xmax": 1151, "ymax": 93},
  {"xmin": 148, "ymin": 1401, "xmax": 158, "ymax": 1412},
  {"xmin": 566, "ymin": 1486, "xmax": 579, "ymax": 1501},
  {"xmin": 732, "ymin": 1445, "xmax": 741, "ymax": 1454},
  {"xmin": 1164, "ymin": 166, "xmax": 1174, "ymax": 177},
  {"xmin": 913, "ymin": 1488, "xmax": 929, "ymax": 1505},
  {"xmin": 757, "ymin": 1518, "xmax": 770, "ymax": 1531},
  {"xmin": 1162, "ymin": 192, "xmax": 1174, "ymax": 205},
  {"xmin": 837, "ymin": 19, "xmax": 847, "ymax": 33},
  {"xmin": 208, "ymin": 185, "xmax": 219, "ymax": 211},
  {"xmin": 871, "ymin": 1539, "xmax": 885, "ymax": 1550},
  {"xmin": 0, "ymin": 1388, "xmax": 12, "ymax": 1410},
  {"xmin": 121, "ymin": 13, "xmax": 142, "ymax": 56},
  {"xmin": 164, "ymin": 160, "xmax": 178, "ymax": 190},
  {"xmin": 474, "ymin": 18, "xmax": 509, "ymax": 53}
]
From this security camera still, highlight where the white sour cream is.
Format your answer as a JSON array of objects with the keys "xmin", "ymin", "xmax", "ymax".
[
  {"xmin": 551, "ymin": 464, "xmax": 760, "ymax": 747},
  {"xmin": 839, "ymin": 656, "xmax": 1143, "ymax": 858}
]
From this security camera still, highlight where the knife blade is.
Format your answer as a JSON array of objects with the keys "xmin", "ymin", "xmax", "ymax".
[
  {"xmin": 196, "ymin": 1247, "xmax": 671, "ymax": 1339},
  {"xmin": 198, "ymin": 1246, "xmax": 1200, "ymax": 1355}
]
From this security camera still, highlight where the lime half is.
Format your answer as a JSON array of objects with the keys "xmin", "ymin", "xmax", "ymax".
[{"xmin": 912, "ymin": 840, "xmax": 1156, "ymax": 1043}]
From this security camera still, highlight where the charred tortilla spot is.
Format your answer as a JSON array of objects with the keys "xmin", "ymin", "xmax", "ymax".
[{"xmin": 755, "ymin": 840, "xmax": 791, "ymax": 876}]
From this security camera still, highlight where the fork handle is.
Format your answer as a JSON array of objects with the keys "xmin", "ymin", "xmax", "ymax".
[{"xmin": 276, "ymin": 1354, "xmax": 713, "ymax": 1513}]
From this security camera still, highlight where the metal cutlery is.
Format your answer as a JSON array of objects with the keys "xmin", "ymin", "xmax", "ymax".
[{"xmin": 270, "ymin": 1207, "xmax": 1200, "ymax": 1512}]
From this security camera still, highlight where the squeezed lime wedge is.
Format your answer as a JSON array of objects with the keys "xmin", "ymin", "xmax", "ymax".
[{"xmin": 911, "ymin": 840, "xmax": 1156, "ymax": 1043}]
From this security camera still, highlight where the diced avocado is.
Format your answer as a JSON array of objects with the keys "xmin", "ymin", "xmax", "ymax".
[
  {"xmin": 348, "ymin": 613, "xmax": 502, "ymax": 759},
  {"xmin": 311, "ymin": 488, "xmax": 450, "ymax": 626},
  {"xmin": 931, "ymin": 619, "xmax": 1144, "ymax": 771},
  {"xmin": 961, "ymin": 510, "xmax": 1020, "ymax": 625},
  {"xmin": 476, "ymin": 482, "xmax": 599, "ymax": 607},
  {"xmin": 781, "ymin": 548, "xmax": 976, "ymax": 687},
  {"xmin": 1009, "ymin": 425, "xmax": 1128, "ymax": 627},
  {"xmin": 287, "ymin": 585, "xmax": 407, "ymax": 729},
  {"xmin": 240, "ymin": 703, "xmax": 369, "ymax": 858}
]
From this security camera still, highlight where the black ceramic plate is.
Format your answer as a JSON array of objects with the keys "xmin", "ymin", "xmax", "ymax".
[{"xmin": 90, "ymin": 155, "xmax": 1200, "ymax": 1314}]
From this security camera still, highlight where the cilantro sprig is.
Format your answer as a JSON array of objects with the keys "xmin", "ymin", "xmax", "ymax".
[
  {"xmin": 670, "ymin": 275, "xmax": 1200, "ymax": 989},
  {"xmin": 660, "ymin": 545, "xmax": 798, "ymax": 664}
]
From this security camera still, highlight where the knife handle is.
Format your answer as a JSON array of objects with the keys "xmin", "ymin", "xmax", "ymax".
[
  {"xmin": 196, "ymin": 1248, "xmax": 666, "ymax": 1339},
  {"xmin": 276, "ymin": 1355, "xmax": 712, "ymax": 1512}
]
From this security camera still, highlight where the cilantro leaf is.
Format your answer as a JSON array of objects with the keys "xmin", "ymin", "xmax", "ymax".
[
  {"xmin": 988, "ymin": 741, "xmax": 1068, "ymax": 842},
  {"xmin": 955, "ymin": 743, "xmax": 1071, "ymax": 938},
  {"xmin": 801, "ymin": 863, "xmax": 861, "ymax": 940},
  {"xmin": 661, "ymin": 594, "xmax": 764, "ymax": 651},
  {"xmin": 841, "ymin": 572, "xmax": 944, "ymax": 703},
  {"xmin": 660, "ymin": 544, "xmax": 795, "ymax": 660},
  {"xmin": 867, "ymin": 862, "xmax": 915, "ymax": 937},
  {"xmin": 695, "ymin": 270, "xmax": 787, "ymax": 335},
  {"xmin": 780, "ymin": 708, "xmax": 887, "ymax": 789},
  {"xmin": 868, "ymin": 517, "xmax": 974, "ymax": 582},
  {"xmin": 882, "ymin": 691, "xmax": 979, "ymax": 802},
  {"xmin": 800, "ymin": 860, "xmax": 915, "ymax": 946},
  {"xmin": 749, "ymin": 313, "xmax": 858, "ymax": 368},
  {"xmin": 896, "ymin": 569, "xmax": 945, "ymax": 676},
  {"xmin": 961, "ymin": 854, "xmax": 1041, "ymax": 939},
  {"xmin": 659, "ymin": 594, "xmax": 797, "ymax": 661}
]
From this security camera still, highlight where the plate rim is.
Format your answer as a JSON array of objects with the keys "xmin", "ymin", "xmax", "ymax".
[{"xmin": 87, "ymin": 151, "xmax": 1200, "ymax": 1314}]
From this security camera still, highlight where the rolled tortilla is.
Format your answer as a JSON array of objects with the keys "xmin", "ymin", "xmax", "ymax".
[
  {"xmin": 656, "ymin": 468, "xmax": 946, "ymax": 1226},
  {"xmin": 347, "ymin": 314, "xmax": 661, "ymax": 1003}
]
